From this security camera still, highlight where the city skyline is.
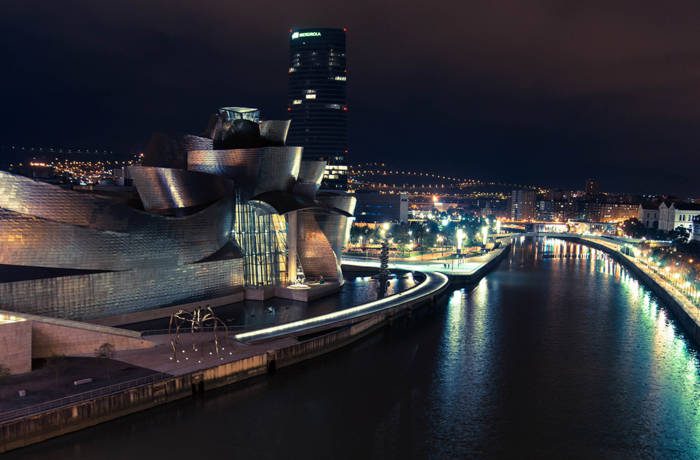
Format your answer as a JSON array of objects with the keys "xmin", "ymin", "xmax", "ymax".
[
  {"xmin": 1, "ymin": 1, "xmax": 699, "ymax": 195},
  {"xmin": 2, "ymin": 3, "xmax": 700, "ymax": 456}
]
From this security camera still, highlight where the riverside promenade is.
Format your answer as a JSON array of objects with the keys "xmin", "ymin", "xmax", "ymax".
[
  {"xmin": 1, "ymin": 240, "xmax": 516, "ymax": 453},
  {"xmin": 343, "ymin": 241, "xmax": 512, "ymax": 282},
  {"xmin": 0, "ymin": 270, "xmax": 449, "ymax": 453}
]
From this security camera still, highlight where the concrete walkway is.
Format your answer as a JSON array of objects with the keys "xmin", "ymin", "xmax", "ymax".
[
  {"xmin": 114, "ymin": 270, "xmax": 449, "ymax": 372},
  {"xmin": 235, "ymin": 271, "xmax": 449, "ymax": 343},
  {"xmin": 343, "ymin": 245, "xmax": 510, "ymax": 276}
]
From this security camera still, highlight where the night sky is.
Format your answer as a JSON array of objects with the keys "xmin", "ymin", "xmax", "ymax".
[{"xmin": 1, "ymin": 0, "xmax": 699, "ymax": 195}]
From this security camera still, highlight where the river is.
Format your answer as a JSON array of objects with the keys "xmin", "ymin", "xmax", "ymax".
[{"xmin": 7, "ymin": 237, "xmax": 700, "ymax": 459}]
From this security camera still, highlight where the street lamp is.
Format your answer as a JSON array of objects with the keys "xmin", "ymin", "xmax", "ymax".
[
  {"xmin": 456, "ymin": 228, "xmax": 465, "ymax": 255},
  {"xmin": 437, "ymin": 234, "xmax": 444, "ymax": 257}
]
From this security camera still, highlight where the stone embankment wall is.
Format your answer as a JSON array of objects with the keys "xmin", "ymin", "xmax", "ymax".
[{"xmin": 0, "ymin": 320, "xmax": 32, "ymax": 374}]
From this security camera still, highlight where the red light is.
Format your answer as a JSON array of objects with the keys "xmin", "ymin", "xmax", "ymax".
[
  {"xmin": 343, "ymin": 27, "xmax": 348, "ymax": 32},
  {"xmin": 287, "ymin": 107, "xmax": 291, "ymax": 112},
  {"xmin": 342, "ymin": 106, "xmax": 348, "ymax": 111}
]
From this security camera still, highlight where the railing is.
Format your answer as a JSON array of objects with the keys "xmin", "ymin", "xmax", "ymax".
[{"xmin": 0, "ymin": 372, "xmax": 170, "ymax": 424}]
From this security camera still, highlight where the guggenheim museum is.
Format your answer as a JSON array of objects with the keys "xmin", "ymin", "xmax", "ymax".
[{"xmin": 0, "ymin": 107, "xmax": 356, "ymax": 320}]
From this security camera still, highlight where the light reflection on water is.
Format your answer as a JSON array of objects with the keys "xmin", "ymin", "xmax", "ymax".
[
  {"xmin": 8, "ymin": 237, "xmax": 700, "ymax": 459},
  {"xmin": 126, "ymin": 272, "xmax": 420, "ymax": 332}
]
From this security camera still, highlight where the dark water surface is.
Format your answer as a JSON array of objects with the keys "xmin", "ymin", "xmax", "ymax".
[
  {"xmin": 125, "ymin": 270, "xmax": 420, "ymax": 332},
  {"xmin": 8, "ymin": 238, "xmax": 700, "ymax": 459}
]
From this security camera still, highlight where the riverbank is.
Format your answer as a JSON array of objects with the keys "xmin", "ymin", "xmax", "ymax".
[
  {"xmin": 550, "ymin": 235, "xmax": 700, "ymax": 346},
  {"xmin": 0, "ymin": 239, "xmax": 519, "ymax": 454},
  {"xmin": 0, "ymin": 271, "xmax": 448, "ymax": 453}
]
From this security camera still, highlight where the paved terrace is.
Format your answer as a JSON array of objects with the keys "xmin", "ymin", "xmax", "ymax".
[
  {"xmin": 343, "ymin": 245, "xmax": 510, "ymax": 277},
  {"xmin": 112, "ymin": 270, "xmax": 448, "ymax": 373},
  {"xmin": 235, "ymin": 271, "xmax": 449, "ymax": 343},
  {"xmin": 0, "ymin": 268, "xmax": 449, "ymax": 422}
]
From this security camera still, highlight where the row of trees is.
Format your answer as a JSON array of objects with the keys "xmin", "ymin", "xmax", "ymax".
[
  {"xmin": 620, "ymin": 218, "xmax": 696, "ymax": 249},
  {"xmin": 349, "ymin": 212, "xmax": 495, "ymax": 251}
]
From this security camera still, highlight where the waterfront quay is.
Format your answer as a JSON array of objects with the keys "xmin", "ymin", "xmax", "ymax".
[
  {"xmin": 343, "ymin": 240, "xmax": 512, "ymax": 282},
  {"xmin": 0, "ymin": 269, "xmax": 452, "ymax": 453}
]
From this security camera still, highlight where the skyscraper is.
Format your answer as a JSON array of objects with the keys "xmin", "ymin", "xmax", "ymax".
[
  {"xmin": 288, "ymin": 27, "xmax": 348, "ymax": 190},
  {"xmin": 510, "ymin": 189, "xmax": 536, "ymax": 221}
]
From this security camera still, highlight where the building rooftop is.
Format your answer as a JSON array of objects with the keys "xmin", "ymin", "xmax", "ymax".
[{"xmin": 673, "ymin": 202, "xmax": 700, "ymax": 211}]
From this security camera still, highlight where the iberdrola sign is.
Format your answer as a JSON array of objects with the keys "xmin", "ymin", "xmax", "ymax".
[{"xmin": 291, "ymin": 31, "xmax": 322, "ymax": 39}]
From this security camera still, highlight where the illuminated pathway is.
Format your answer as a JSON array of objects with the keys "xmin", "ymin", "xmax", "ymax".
[
  {"xmin": 235, "ymin": 271, "xmax": 448, "ymax": 343},
  {"xmin": 109, "ymin": 270, "xmax": 449, "ymax": 374},
  {"xmin": 343, "ymin": 245, "xmax": 510, "ymax": 277}
]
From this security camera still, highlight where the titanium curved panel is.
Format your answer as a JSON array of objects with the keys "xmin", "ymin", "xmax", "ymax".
[
  {"xmin": 187, "ymin": 147, "xmax": 302, "ymax": 197},
  {"xmin": 0, "ymin": 257, "xmax": 244, "ymax": 320},
  {"xmin": 294, "ymin": 160, "xmax": 326, "ymax": 198},
  {"xmin": 314, "ymin": 194, "xmax": 356, "ymax": 259},
  {"xmin": 0, "ymin": 170, "xmax": 228, "ymax": 233},
  {"xmin": 129, "ymin": 166, "xmax": 233, "ymax": 212},
  {"xmin": 250, "ymin": 191, "xmax": 323, "ymax": 215},
  {"xmin": 317, "ymin": 193, "xmax": 357, "ymax": 216},
  {"xmin": 297, "ymin": 210, "xmax": 341, "ymax": 281},
  {"xmin": 298, "ymin": 160, "xmax": 326, "ymax": 185},
  {"xmin": 182, "ymin": 134, "xmax": 214, "ymax": 151},
  {"xmin": 0, "ymin": 171, "xmax": 139, "ymax": 231},
  {"xmin": 0, "ymin": 196, "xmax": 234, "ymax": 271},
  {"xmin": 259, "ymin": 120, "xmax": 291, "ymax": 145}
]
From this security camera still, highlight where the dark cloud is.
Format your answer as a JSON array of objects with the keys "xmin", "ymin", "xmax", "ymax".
[{"xmin": 1, "ymin": 0, "xmax": 698, "ymax": 195}]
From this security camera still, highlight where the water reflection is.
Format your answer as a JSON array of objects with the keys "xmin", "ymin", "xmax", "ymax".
[{"xmin": 127, "ymin": 271, "xmax": 420, "ymax": 332}]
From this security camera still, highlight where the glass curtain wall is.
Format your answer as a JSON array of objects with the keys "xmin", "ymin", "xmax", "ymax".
[{"xmin": 233, "ymin": 193, "xmax": 287, "ymax": 286}]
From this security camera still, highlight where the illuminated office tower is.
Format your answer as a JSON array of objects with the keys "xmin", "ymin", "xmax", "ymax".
[{"xmin": 288, "ymin": 27, "xmax": 348, "ymax": 190}]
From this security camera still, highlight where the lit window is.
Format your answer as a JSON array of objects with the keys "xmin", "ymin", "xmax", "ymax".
[
  {"xmin": 305, "ymin": 93, "xmax": 316, "ymax": 99},
  {"xmin": 333, "ymin": 76, "xmax": 347, "ymax": 81},
  {"xmin": 292, "ymin": 99, "xmax": 302, "ymax": 105}
]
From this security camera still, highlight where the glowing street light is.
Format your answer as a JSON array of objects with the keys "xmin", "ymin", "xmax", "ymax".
[
  {"xmin": 456, "ymin": 228, "xmax": 465, "ymax": 254},
  {"xmin": 380, "ymin": 222, "xmax": 391, "ymax": 238}
]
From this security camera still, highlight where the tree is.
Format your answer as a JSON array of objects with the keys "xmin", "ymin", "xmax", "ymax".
[
  {"xmin": 620, "ymin": 218, "xmax": 647, "ymax": 239},
  {"xmin": 671, "ymin": 226, "xmax": 691, "ymax": 244}
]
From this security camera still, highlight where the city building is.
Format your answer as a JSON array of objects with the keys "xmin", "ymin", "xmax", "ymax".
[
  {"xmin": 536, "ymin": 199, "xmax": 580, "ymax": 222},
  {"xmin": 287, "ymin": 27, "xmax": 348, "ymax": 190},
  {"xmin": 585, "ymin": 178, "xmax": 600, "ymax": 195},
  {"xmin": 658, "ymin": 202, "xmax": 700, "ymax": 232},
  {"xmin": 354, "ymin": 191, "xmax": 409, "ymax": 223},
  {"xmin": 597, "ymin": 202, "xmax": 639, "ymax": 222},
  {"xmin": 0, "ymin": 107, "xmax": 355, "ymax": 321},
  {"xmin": 693, "ymin": 216, "xmax": 700, "ymax": 242},
  {"xmin": 639, "ymin": 202, "xmax": 660, "ymax": 228},
  {"xmin": 510, "ymin": 190, "xmax": 536, "ymax": 221}
]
